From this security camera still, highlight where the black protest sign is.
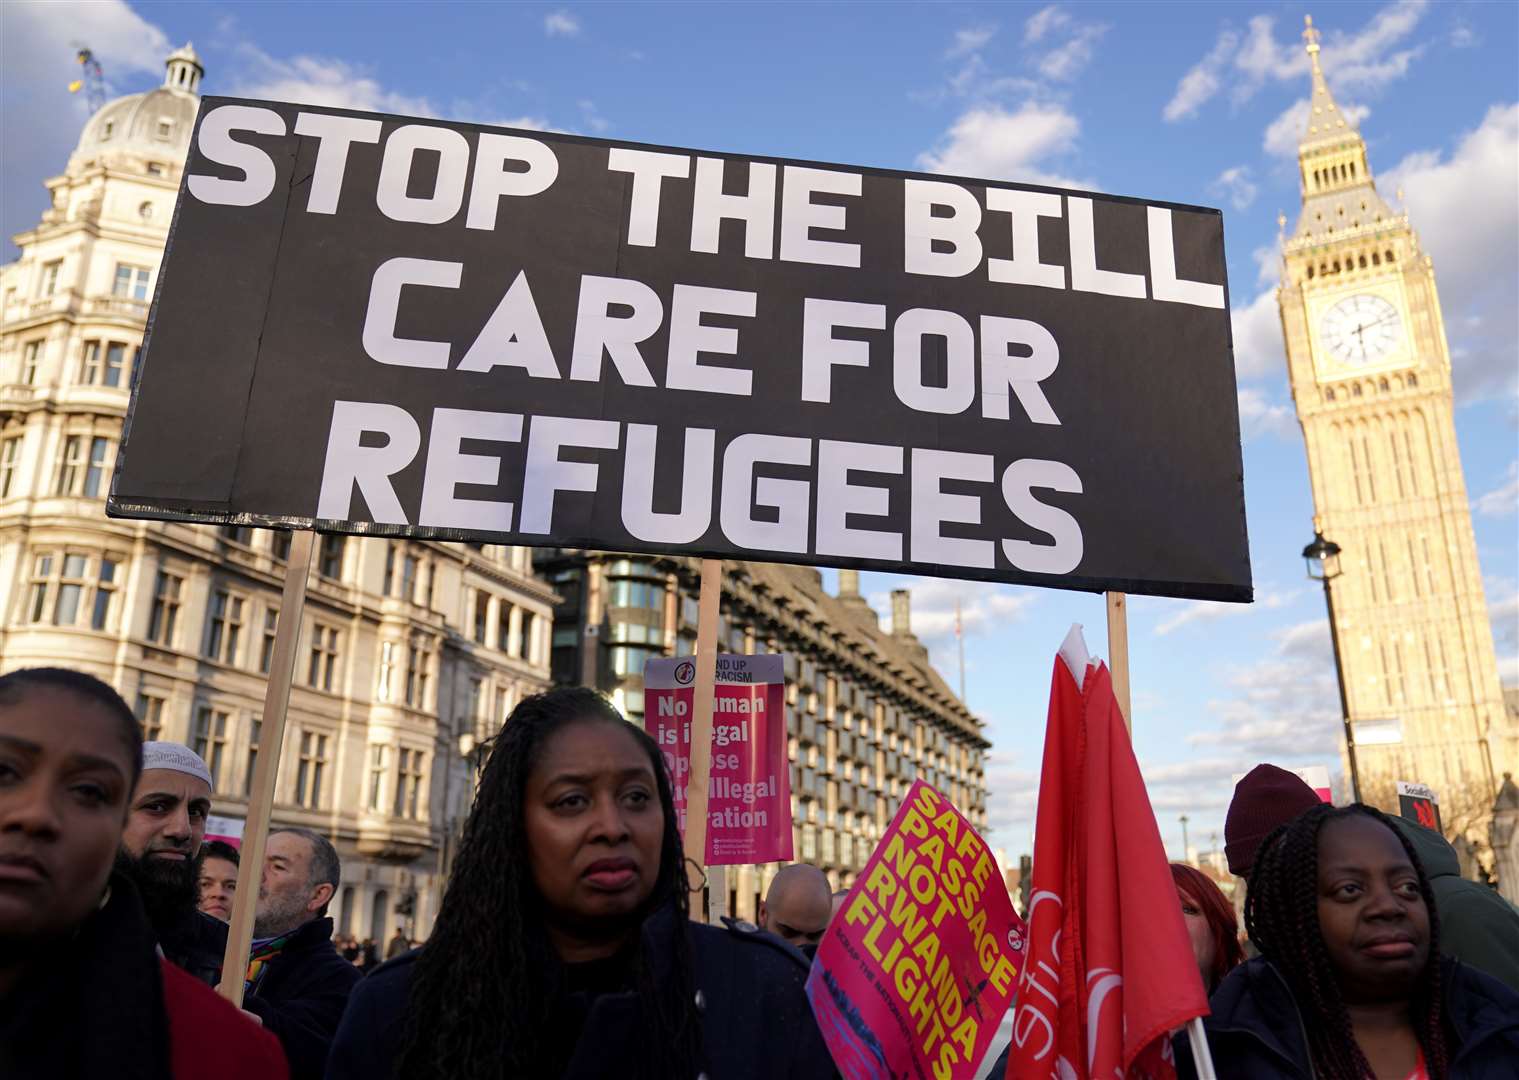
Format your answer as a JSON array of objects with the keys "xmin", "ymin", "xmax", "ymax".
[
  {"xmin": 1396, "ymin": 781, "xmax": 1442, "ymax": 833},
  {"xmin": 110, "ymin": 98, "xmax": 1250, "ymax": 601}
]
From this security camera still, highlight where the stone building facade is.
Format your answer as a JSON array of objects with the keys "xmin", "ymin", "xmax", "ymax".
[
  {"xmin": 1275, "ymin": 22, "xmax": 1513, "ymax": 820},
  {"xmin": 0, "ymin": 46, "xmax": 556, "ymax": 940},
  {"xmin": 537, "ymin": 550, "xmax": 991, "ymax": 920}
]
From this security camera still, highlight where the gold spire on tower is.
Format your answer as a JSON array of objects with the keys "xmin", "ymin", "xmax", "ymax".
[{"xmin": 1301, "ymin": 14, "xmax": 1355, "ymax": 147}]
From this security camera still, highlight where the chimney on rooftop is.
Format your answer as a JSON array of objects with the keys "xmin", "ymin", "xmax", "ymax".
[
  {"xmin": 835, "ymin": 567, "xmax": 878, "ymax": 626},
  {"xmin": 891, "ymin": 589, "xmax": 911, "ymax": 638},
  {"xmin": 839, "ymin": 569, "xmax": 860, "ymax": 598}
]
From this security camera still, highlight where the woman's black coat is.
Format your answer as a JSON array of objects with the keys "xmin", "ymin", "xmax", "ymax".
[{"xmin": 325, "ymin": 903, "xmax": 837, "ymax": 1079}]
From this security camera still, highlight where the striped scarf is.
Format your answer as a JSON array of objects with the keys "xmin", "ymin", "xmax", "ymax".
[{"xmin": 243, "ymin": 933, "xmax": 290, "ymax": 995}]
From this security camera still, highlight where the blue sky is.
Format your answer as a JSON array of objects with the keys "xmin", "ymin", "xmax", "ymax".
[{"xmin": 4, "ymin": 0, "xmax": 1515, "ymax": 858}]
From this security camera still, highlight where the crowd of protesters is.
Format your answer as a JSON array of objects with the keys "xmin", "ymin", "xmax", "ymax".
[{"xmin": 4, "ymin": 665, "xmax": 1518, "ymax": 1079}]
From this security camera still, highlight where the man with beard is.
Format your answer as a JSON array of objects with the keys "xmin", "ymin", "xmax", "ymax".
[
  {"xmin": 119, "ymin": 742, "xmax": 228, "ymax": 984},
  {"xmin": 241, "ymin": 828, "xmax": 360, "ymax": 1080}
]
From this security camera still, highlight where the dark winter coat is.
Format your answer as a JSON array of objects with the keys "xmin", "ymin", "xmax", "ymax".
[
  {"xmin": 243, "ymin": 915, "xmax": 361, "ymax": 1080},
  {"xmin": 326, "ymin": 902, "xmax": 837, "ymax": 1079},
  {"xmin": 1391, "ymin": 816, "xmax": 1519, "ymax": 993},
  {"xmin": 1174, "ymin": 955, "xmax": 1519, "ymax": 1079},
  {"xmin": 0, "ymin": 873, "xmax": 288, "ymax": 1080},
  {"xmin": 159, "ymin": 906, "xmax": 230, "ymax": 986}
]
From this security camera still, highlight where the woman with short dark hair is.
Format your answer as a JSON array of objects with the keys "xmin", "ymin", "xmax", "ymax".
[{"xmin": 327, "ymin": 687, "xmax": 834, "ymax": 1080}]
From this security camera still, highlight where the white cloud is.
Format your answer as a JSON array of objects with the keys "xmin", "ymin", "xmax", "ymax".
[
  {"xmin": 578, "ymin": 99, "xmax": 609, "ymax": 134},
  {"xmin": 868, "ymin": 577, "xmax": 1036, "ymax": 645},
  {"xmin": 1450, "ymin": 22, "xmax": 1478, "ymax": 49},
  {"xmin": 916, "ymin": 102, "xmax": 1088, "ymax": 188},
  {"xmin": 1475, "ymin": 461, "xmax": 1519, "ymax": 518},
  {"xmin": 1, "ymin": 0, "xmax": 173, "ymax": 249},
  {"xmin": 981, "ymin": 751, "xmax": 1038, "ymax": 843},
  {"xmin": 544, "ymin": 10, "xmax": 581, "ymax": 37},
  {"xmin": 1230, "ymin": 288, "xmax": 1286, "ymax": 381},
  {"xmin": 1016, "ymin": 5, "xmax": 1106, "ymax": 81},
  {"xmin": 1151, "ymin": 584, "xmax": 1300, "ymax": 636},
  {"xmin": 1166, "ymin": 2, "xmax": 1429, "ymax": 129},
  {"xmin": 1186, "ymin": 617, "xmax": 1343, "ymax": 760},
  {"xmin": 1023, "ymin": 6, "xmax": 1068, "ymax": 44},
  {"xmin": 1384, "ymin": 103, "xmax": 1519, "ymax": 404},
  {"xmin": 1209, "ymin": 165, "xmax": 1258, "ymax": 210},
  {"xmin": 948, "ymin": 25, "xmax": 996, "ymax": 59},
  {"xmin": 1237, "ymin": 385, "xmax": 1298, "ymax": 441},
  {"xmin": 1163, "ymin": 29, "xmax": 1238, "ymax": 121},
  {"xmin": 231, "ymin": 46, "xmax": 435, "ymax": 116}
]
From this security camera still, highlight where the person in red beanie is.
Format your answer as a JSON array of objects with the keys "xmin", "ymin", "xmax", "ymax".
[
  {"xmin": 0, "ymin": 667, "xmax": 288, "ymax": 1080},
  {"xmin": 1223, "ymin": 763, "xmax": 1323, "ymax": 878}
]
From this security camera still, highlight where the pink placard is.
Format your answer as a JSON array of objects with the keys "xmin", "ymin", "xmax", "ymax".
[
  {"xmin": 808, "ymin": 781, "xmax": 1025, "ymax": 1080},
  {"xmin": 644, "ymin": 653, "xmax": 793, "ymax": 865}
]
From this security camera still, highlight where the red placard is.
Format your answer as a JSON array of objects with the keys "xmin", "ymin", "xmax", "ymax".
[
  {"xmin": 807, "ymin": 780, "xmax": 1024, "ymax": 1080},
  {"xmin": 644, "ymin": 653, "xmax": 792, "ymax": 865}
]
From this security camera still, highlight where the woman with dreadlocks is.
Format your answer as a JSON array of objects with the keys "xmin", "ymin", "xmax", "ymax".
[
  {"xmin": 1177, "ymin": 802, "xmax": 1519, "ymax": 1079},
  {"xmin": 326, "ymin": 686, "xmax": 835, "ymax": 1080}
]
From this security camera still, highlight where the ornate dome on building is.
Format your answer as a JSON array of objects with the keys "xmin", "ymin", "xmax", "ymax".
[{"xmin": 68, "ymin": 44, "xmax": 202, "ymax": 173}]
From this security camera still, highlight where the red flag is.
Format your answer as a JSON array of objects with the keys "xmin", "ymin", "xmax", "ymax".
[{"xmin": 1004, "ymin": 626, "xmax": 1209, "ymax": 1079}]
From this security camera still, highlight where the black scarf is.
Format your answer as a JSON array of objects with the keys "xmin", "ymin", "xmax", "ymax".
[{"xmin": 0, "ymin": 873, "xmax": 172, "ymax": 1080}]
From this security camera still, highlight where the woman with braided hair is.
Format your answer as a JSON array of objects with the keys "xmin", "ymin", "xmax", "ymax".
[
  {"xmin": 1177, "ymin": 802, "xmax": 1518, "ymax": 1079},
  {"xmin": 325, "ymin": 686, "xmax": 834, "ymax": 1080}
]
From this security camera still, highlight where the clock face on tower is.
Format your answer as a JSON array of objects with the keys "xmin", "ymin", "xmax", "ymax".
[{"xmin": 1319, "ymin": 293, "xmax": 1403, "ymax": 368}]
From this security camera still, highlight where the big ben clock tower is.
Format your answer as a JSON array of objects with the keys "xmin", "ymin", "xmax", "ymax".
[{"xmin": 1277, "ymin": 17, "xmax": 1513, "ymax": 818}]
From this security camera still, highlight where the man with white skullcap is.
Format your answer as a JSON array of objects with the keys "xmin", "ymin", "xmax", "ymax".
[{"xmin": 118, "ymin": 741, "xmax": 229, "ymax": 984}]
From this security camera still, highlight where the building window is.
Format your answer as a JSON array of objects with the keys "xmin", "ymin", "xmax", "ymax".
[
  {"xmin": 56, "ymin": 435, "xmax": 113, "ymax": 498},
  {"xmin": 91, "ymin": 557, "xmax": 118, "ymax": 630},
  {"xmin": 21, "ymin": 340, "xmax": 42, "ymax": 384},
  {"xmin": 204, "ymin": 589, "xmax": 245, "ymax": 665},
  {"xmin": 270, "ymin": 531, "xmax": 292, "ymax": 562},
  {"xmin": 317, "ymin": 535, "xmax": 345, "ymax": 580},
  {"xmin": 245, "ymin": 717, "xmax": 262, "ymax": 795},
  {"xmin": 610, "ymin": 644, "xmax": 661, "ymax": 677},
  {"xmin": 473, "ymin": 591, "xmax": 490, "ymax": 645},
  {"xmin": 146, "ymin": 570, "xmax": 181, "ymax": 646},
  {"xmin": 259, "ymin": 608, "xmax": 279, "ymax": 673},
  {"xmin": 368, "ymin": 745, "xmax": 389, "ymax": 811},
  {"xmin": 51, "ymin": 554, "xmax": 88, "ymax": 625},
  {"xmin": 308, "ymin": 623, "xmax": 340, "ymax": 691},
  {"xmin": 146, "ymin": 162, "xmax": 165, "ymax": 177},
  {"xmin": 192, "ymin": 707, "xmax": 229, "ymax": 789},
  {"xmin": 39, "ymin": 261, "xmax": 61, "ymax": 298},
  {"xmin": 220, "ymin": 525, "xmax": 252, "ymax": 547},
  {"xmin": 27, "ymin": 552, "xmax": 54, "ymax": 620},
  {"xmin": 136, "ymin": 694, "xmax": 165, "ymax": 741},
  {"xmin": 294, "ymin": 731, "xmax": 328, "ymax": 809},
  {"xmin": 156, "ymin": 119, "xmax": 173, "ymax": 139},
  {"xmin": 395, "ymin": 748, "xmax": 425, "ymax": 819},
  {"xmin": 401, "ymin": 554, "xmax": 419, "ymax": 603},
  {"xmin": 606, "ymin": 578, "xmax": 663, "ymax": 609},
  {"xmin": 522, "ymin": 612, "xmax": 537, "ymax": 663},
  {"xmin": 0, "ymin": 437, "xmax": 23, "ymax": 497},
  {"xmin": 81, "ymin": 341, "xmax": 130, "ymax": 387},
  {"xmin": 405, "ymin": 641, "xmax": 429, "ymax": 708}
]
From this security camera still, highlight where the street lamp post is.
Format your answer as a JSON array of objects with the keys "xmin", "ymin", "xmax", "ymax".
[
  {"xmin": 1180, "ymin": 815, "xmax": 1190, "ymax": 861},
  {"xmin": 1303, "ymin": 527, "xmax": 1362, "ymax": 803}
]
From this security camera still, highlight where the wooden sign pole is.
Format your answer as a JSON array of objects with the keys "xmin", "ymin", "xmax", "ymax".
[
  {"xmin": 217, "ymin": 529, "xmax": 316, "ymax": 1005},
  {"xmin": 1105, "ymin": 592, "xmax": 1132, "ymax": 734},
  {"xmin": 684, "ymin": 558, "xmax": 723, "ymax": 919}
]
